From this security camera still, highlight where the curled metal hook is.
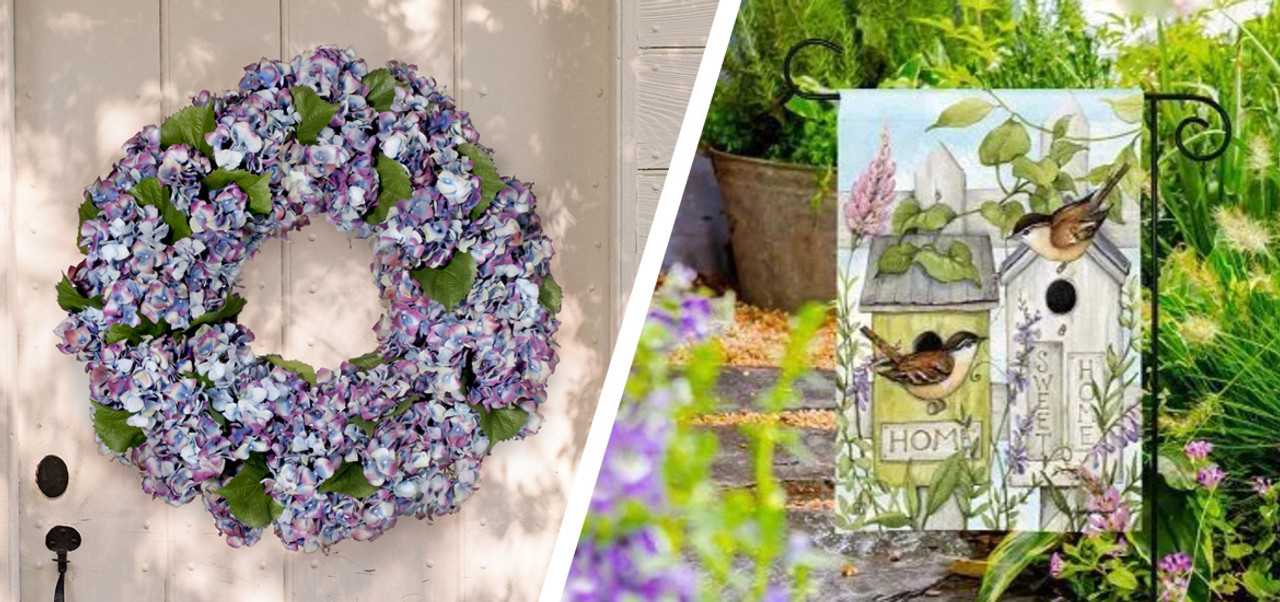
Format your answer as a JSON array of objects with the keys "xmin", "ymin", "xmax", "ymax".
[
  {"xmin": 1146, "ymin": 93, "xmax": 1232, "ymax": 161},
  {"xmin": 782, "ymin": 39, "xmax": 843, "ymax": 102}
]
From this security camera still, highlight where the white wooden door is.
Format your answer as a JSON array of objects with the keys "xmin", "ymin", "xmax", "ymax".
[{"xmin": 0, "ymin": 0, "xmax": 616, "ymax": 599}]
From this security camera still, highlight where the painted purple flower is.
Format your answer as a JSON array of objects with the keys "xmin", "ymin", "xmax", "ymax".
[
  {"xmin": 844, "ymin": 126, "xmax": 896, "ymax": 240},
  {"xmin": 1197, "ymin": 465, "xmax": 1225, "ymax": 490},
  {"xmin": 1184, "ymin": 440, "xmax": 1213, "ymax": 461}
]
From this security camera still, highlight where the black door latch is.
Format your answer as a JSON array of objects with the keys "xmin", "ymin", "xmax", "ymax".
[{"xmin": 44, "ymin": 526, "xmax": 80, "ymax": 602}]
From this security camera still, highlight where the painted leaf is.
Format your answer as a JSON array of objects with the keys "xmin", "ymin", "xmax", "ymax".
[
  {"xmin": 366, "ymin": 153, "xmax": 413, "ymax": 225},
  {"xmin": 1103, "ymin": 93, "xmax": 1143, "ymax": 124},
  {"xmin": 361, "ymin": 68, "xmax": 405, "ymax": 113},
  {"xmin": 1050, "ymin": 114, "xmax": 1073, "ymax": 139},
  {"xmin": 924, "ymin": 450, "xmax": 965, "ymax": 519},
  {"xmin": 979, "ymin": 200, "xmax": 1025, "ymax": 236},
  {"xmin": 1053, "ymin": 172, "xmax": 1077, "ymax": 194},
  {"xmin": 410, "ymin": 251, "xmax": 477, "ymax": 312},
  {"xmin": 91, "ymin": 401, "xmax": 146, "ymax": 453},
  {"xmin": 1011, "ymin": 155, "xmax": 1058, "ymax": 188},
  {"xmin": 317, "ymin": 461, "xmax": 378, "ymax": 499},
  {"xmin": 891, "ymin": 197, "xmax": 955, "ymax": 234},
  {"xmin": 1049, "ymin": 139, "xmax": 1086, "ymax": 166},
  {"xmin": 876, "ymin": 242, "xmax": 918, "ymax": 275},
  {"xmin": 927, "ymin": 97, "xmax": 993, "ymax": 130},
  {"xmin": 914, "ymin": 241, "xmax": 980, "ymax": 284},
  {"xmin": 160, "ymin": 104, "xmax": 216, "ymax": 159},
  {"xmin": 474, "ymin": 404, "xmax": 528, "ymax": 447},
  {"xmin": 975, "ymin": 532, "xmax": 1062, "ymax": 602},
  {"xmin": 863, "ymin": 512, "xmax": 911, "ymax": 529},
  {"xmin": 56, "ymin": 275, "xmax": 103, "ymax": 313},
  {"xmin": 212, "ymin": 454, "xmax": 283, "ymax": 528},
  {"xmin": 289, "ymin": 86, "xmax": 340, "ymax": 145},
  {"xmin": 977, "ymin": 119, "xmax": 1030, "ymax": 166},
  {"xmin": 347, "ymin": 352, "xmax": 386, "ymax": 370},
  {"xmin": 459, "ymin": 143, "xmax": 509, "ymax": 219},
  {"xmin": 539, "ymin": 273, "xmax": 563, "ymax": 314},
  {"xmin": 260, "ymin": 354, "xmax": 318, "ymax": 385},
  {"xmin": 204, "ymin": 168, "xmax": 273, "ymax": 214}
]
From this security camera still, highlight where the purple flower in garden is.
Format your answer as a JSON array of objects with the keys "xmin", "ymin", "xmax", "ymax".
[
  {"xmin": 1253, "ymin": 476, "xmax": 1274, "ymax": 497},
  {"xmin": 844, "ymin": 126, "xmax": 896, "ymax": 240},
  {"xmin": 1158, "ymin": 553, "xmax": 1193, "ymax": 602},
  {"xmin": 1049, "ymin": 552, "xmax": 1064, "ymax": 579},
  {"xmin": 565, "ymin": 528, "xmax": 694, "ymax": 602},
  {"xmin": 1197, "ymin": 465, "xmax": 1225, "ymax": 490},
  {"xmin": 1184, "ymin": 440, "xmax": 1213, "ymax": 461}
]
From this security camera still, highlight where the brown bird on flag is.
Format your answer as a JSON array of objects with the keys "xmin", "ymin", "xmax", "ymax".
[{"xmin": 860, "ymin": 326, "xmax": 985, "ymax": 415}]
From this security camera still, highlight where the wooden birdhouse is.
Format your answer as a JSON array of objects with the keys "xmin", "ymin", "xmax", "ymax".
[
  {"xmin": 1000, "ymin": 232, "xmax": 1131, "ymax": 489},
  {"xmin": 860, "ymin": 234, "xmax": 1000, "ymax": 490}
]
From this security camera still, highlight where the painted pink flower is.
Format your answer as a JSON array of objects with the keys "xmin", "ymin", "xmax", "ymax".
[
  {"xmin": 1184, "ymin": 440, "xmax": 1213, "ymax": 461},
  {"xmin": 844, "ymin": 126, "xmax": 896, "ymax": 240}
]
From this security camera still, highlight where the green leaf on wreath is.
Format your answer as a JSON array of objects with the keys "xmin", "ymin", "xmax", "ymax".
[
  {"xmin": 362, "ymin": 68, "xmax": 406, "ymax": 113},
  {"xmin": 289, "ymin": 86, "xmax": 340, "ymax": 145},
  {"xmin": 188, "ymin": 294, "xmax": 247, "ymax": 331},
  {"xmin": 317, "ymin": 461, "xmax": 379, "ymax": 499},
  {"xmin": 56, "ymin": 274, "xmax": 103, "ymax": 313},
  {"xmin": 876, "ymin": 242, "xmax": 918, "ymax": 276},
  {"xmin": 977, "ymin": 119, "xmax": 1030, "ymax": 166},
  {"xmin": 104, "ymin": 315, "xmax": 171, "ymax": 345},
  {"xmin": 979, "ymin": 200, "xmax": 1025, "ymax": 237},
  {"xmin": 349, "ymin": 417, "xmax": 377, "ymax": 437},
  {"xmin": 410, "ymin": 251, "xmax": 477, "ymax": 312},
  {"xmin": 914, "ymin": 241, "xmax": 981, "ymax": 285},
  {"xmin": 926, "ymin": 97, "xmax": 993, "ymax": 131},
  {"xmin": 366, "ymin": 153, "xmax": 413, "ymax": 225},
  {"xmin": 213, "ymin": 453, "xmax": 283, "ymax": 528},
  {"xmin": 472, "ymin": 404, "xmax": 529, "ymax": 448},
  {"xmin": 260, "ymin": 354, "xmax": 318, "ymax": 385},
  {"xmin": 91, "ymin": 401, "xmax": 147, "ymax": 453},
  {"xmin": 124, "ymin": 178, "xmax": 192, "ymax": 242},
  {"xmin": 77, "ymin": 195, "xmax": 101, "ymax": 253},
  {"xmin": 891, "ymin": 197, "xmax": 954, "ymax": 235},
  {"xmin": 204, "ymin": 168, "xmax": 273, "ymax": 215},
  {"xmin": 458, "ymin": 143, "xmax": 510, "ymax": 219},
  {"xmin": 539, "ymin": 273, "xmax": 563, "ymax": 314},
  {"xmin": 160, "ymin": 104, "xmax": 217, "ymax": 159},
  {"xmin": 347, "ymin": 352, "xmax": 387, "ymax": 370}
]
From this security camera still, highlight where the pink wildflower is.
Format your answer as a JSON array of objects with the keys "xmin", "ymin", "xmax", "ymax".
[
  {"xmin": 1184, "ymin": 440, "xmax": 1213, "ymax": 461},
  {"xmin": 844, "ymin": 126, "xmax": 896, "ymax": 239}
]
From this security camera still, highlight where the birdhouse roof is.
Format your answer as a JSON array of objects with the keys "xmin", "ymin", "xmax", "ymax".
[
  {"xmin": 999, "ymin": 231, "xmax": 1131, "ymax": 284},
  {"xmin": 860, "ymin": 234, "xmax": 1000, "ymax": 312}
]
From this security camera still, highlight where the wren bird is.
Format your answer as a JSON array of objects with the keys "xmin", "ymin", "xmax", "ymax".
[
  {"xmin": 860, "ymin": 326, "xmax": 986, "ymax": 415},
  {"xmin": 1009, "ymin": 163, "xmax": 1130, "ymax": 265}
]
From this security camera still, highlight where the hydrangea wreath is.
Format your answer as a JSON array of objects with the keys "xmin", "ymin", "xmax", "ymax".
[{"xmin": 52, "ymin": 46, "xmax": 562, "ymax": 552}]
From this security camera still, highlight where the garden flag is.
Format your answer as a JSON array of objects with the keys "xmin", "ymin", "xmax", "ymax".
[{"xmin": 834, "ymin": 90, "xmax": 1143, "ymax": 532}]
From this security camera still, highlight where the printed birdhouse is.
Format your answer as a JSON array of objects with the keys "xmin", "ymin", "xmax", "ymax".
[
  {"xmin": 1001, "ymin": 233, "xmax": 1131, "ymax": 487},
  {"xmin": 834, "ymin": 89, "xmax": 1142, "ymax": 533},
  {"xmin": 860, "ymin": 234, "xmax": 999, "ymax": 490}
]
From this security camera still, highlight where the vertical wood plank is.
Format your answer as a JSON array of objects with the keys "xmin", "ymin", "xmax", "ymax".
[
  {"xmin": 13, "ymin": 0, "xmax": 169, "ymax": 599},
  {"xmin": 0, "ymin": 0, "xmax": 16, "ymax": 599},
  {"xmin": 163, "ymin": 3, "xmax": 287, "ymax": 599},
  {"xmin": 460, "ymin": 0, "xmax": 613, "ymax": 598},
  {"xmin": 636, "ymin": 0, "xmax": 716, "ymax": 48},
  {"xmin": 634, "ymin": 49, "xmax": 700, "ymax": 170},
  {"xmin": 284, "ymin": 2, "xmax": 461, "ymax": 600}
]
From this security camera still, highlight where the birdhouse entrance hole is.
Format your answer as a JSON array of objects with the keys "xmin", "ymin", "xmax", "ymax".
[
  {"xmin": 913, "ymin": 331, "xmax": 943, "ymax": 352},
  {"xmin": 1046, "ymin": 279, "xmax": 1077, "ymax": 315}
]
